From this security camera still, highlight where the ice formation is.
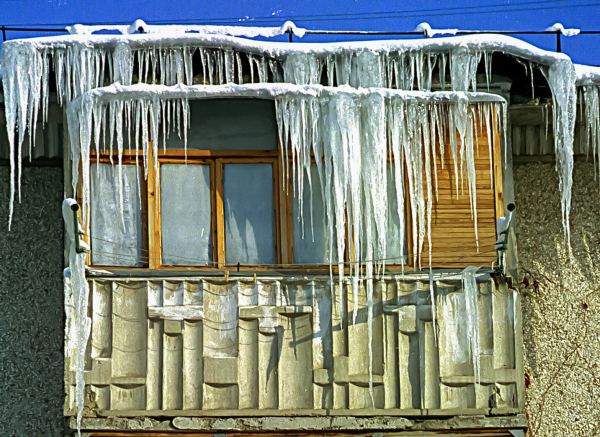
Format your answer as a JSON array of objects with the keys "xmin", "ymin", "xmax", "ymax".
[
  {"xmin": 62, "ymin": 199, "xmax": 91, "ymax": 437},
  {"xmin": 2, "ymin": 30, "xmax": 598, "ymax": 238},
  {"xmin": 581, "ymin": 86, "xmax": 600, "ymax": 178},
  {"xmin": 65, "ymin": 82, "xmax": 502, "ymax": 407},
  {"xmin": 67, "ymin": 83, "xmax": 503, "ymax": 273},
  {"xmin": 67, "ymin": 19, "xmax": 306, "ymax": 38},
  {"xmin": 462, "ymin": 265, "xmax": 481, "ymax": 384},
  {"xmin": 545, "ymin": 23, "xmax": 581, "ymax": 37},
  {"xmin": 415, "ymin": 23, "xmax": 458, "ymax": 38},
  {"xmin": 3, "ymin": 25, "xmax": 600, "ymax": 418}
]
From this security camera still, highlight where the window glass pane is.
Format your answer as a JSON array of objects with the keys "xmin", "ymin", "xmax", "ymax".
[
  {"xmin": 386, "ymin": 163, "xmax": 408, "ymax": 264},
  {"xmin": 293, "ymin": 165, "xmax": 337, "ymax": 264},
  {"xmin": 223, "ymin": 164, "xmax": 274, "ymax": 265},
  {"xmin": 161, "ymin": 164, "xmax": 212, "ymax": 266},
  {"xmin": 91, "ymin": 164, "xmax": 143, "ymax": 266},
  {"xmin": 166, "ymin": 99, "xmax": 278, "ymax": 151}
]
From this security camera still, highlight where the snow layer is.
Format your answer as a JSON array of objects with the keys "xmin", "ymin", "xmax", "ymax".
[
  {"xmin": 546, "ymin": 23, "xmax": 581, "ymax": 37},
  {"xmin": 67, "ymin": 19, "xmax": 306, "ymax": 38},
  {"xmin": 2, "ymin": 30, "xmax": 597, "ymax": 237},
  {"xmin": 415, "ymin": 23, "xmax": 458, "ymax": 38},
  {"xmin": 575, "ymin": 64, "xmax": 600, "ymax": 86}
]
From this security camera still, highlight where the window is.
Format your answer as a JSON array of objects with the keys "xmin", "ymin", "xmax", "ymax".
[{"xmin": 86, "ymin": 98, "xmax": 501, "ymax": 270}]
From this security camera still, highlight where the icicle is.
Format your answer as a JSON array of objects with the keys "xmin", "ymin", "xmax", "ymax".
[
  {"xmin": 465, "ymin": 114, "xmax": 479, "ymax": 250},
  {"xmin": 367, "ymin": 277, "xmax": 374, "ymax": 408},
  {"xmin": 529, "ymin": 61, "xmax": 535, "ymax": 100},
  {"xmin": 247, "ymin": 53, "xmax": 255, "ymax": 84},
  {"xmin": 429, "ymin": 272, "xmax": 437, "ymax": 345},
  {"xmin": 235, "ymin": 52, "xmax": 243, "ymax": 84},
  {"xmin": 114, "ymin": 42, "xmax": 133, "ymax": 86},
  {"xmin": 62, "ymin": 199, "xmax": 92, "ymax": 437},
  {"xmin": 483, "ymin": 104, "xmax": 494, "ymax": 188},
  {"xmin": 462, "ymin": 266, "xmax": 481, "ymax": 385},
  {"xmin": 115, "ymin": 100, "xmax": 126, "ymax": 229},
  {"xmin": 439, "ymin": 53, "xmax": 447, "ymax": 91},
  {"xmin": 483, "ymin": 52, "xmax": 491, "ymax": 91},
  {"xmin": 448, "ymin": 102, "xmax": 460, "ymax": 197},
  {"xmin": 423, "ymin": 105, "xmax": 433, "ymax": 267},
  {"xmin": 257, "ymin": 56, "xmax": 268, "ymax": 83},
  {"xmin": 351, "ymin": 50, "xmax": 384, "ymax": 88},
  {"xmin": 284, "ymin": 53, "xmax": 323, "ymax": 85},
  {"xmin": 583, "ymin": 86, "xmax": 600, "ymax": 179}
]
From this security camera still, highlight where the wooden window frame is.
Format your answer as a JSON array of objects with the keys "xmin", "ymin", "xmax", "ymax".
[{"xmin": 84, "ymin": 108, "xmax": 503, "ymax": 273}]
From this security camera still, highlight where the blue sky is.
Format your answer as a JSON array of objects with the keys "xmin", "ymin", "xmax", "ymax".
[{"xmin": 1, "ymin": 0, "xmax": 599, "ymax": 65}]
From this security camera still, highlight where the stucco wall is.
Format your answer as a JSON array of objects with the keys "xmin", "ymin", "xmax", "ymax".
[
  {"xmin": 515, "ymin": 161, "xmax": 600, "ymax": 437},
  {"xmin": 0, "ymin": 166, "xmax": 64, "ymax": 436}
]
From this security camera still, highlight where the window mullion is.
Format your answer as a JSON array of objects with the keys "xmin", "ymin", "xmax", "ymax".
[
  {"xmin": 147, "ymin": 142, "xmax": 162, "ymax": 268},
  {"xmin": 272, "ymin": 158, "xmax": 282, "ymax": 266},
  {"xmin": 214, "ymin": 158, "xmax": 225, "ymax": 268},
  {"xmin": 283, "ymin": 163, "xmax": 294, "ymax": 265}
]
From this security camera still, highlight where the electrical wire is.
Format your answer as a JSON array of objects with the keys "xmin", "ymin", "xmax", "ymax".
[
  {"xmin": 85, "ymin": 233, "xmax": 499, "ymax": 268},
  {"xmin": 1, "ymin": 0, "xmax": 594, "ymax": 27},
  {"xmin": 237, "ymin": 3, "xmax": 600, "ymax": 25},
  {"xmin": 145, "ymin": 0, "xmax": 593, "ymax": 25}
]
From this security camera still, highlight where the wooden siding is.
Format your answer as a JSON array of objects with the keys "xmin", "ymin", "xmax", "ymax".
[{"xmin": 421, "ymin": 120, "xmax": 501, "ymax": 269}]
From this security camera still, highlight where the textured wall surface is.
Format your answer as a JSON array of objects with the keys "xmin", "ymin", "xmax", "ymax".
[
  {"xmin": 0, "ymin": 166, "xmax": 64, "ymax": 436},
  {"xmin": 515, "ymin": 161, "xmax": 600, "ymax": 437},
  {"xmin": 67, "ymin": 275, "xmax": 522, "ymax": 424}
]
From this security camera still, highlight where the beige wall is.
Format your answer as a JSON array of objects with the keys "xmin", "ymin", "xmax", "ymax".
[{"xmin": 514, "ymin": 161, "xmax": 600, "ymax": 437}]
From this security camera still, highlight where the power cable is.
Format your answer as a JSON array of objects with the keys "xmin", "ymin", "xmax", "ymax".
[
  {"xmin": 230, "ymin": 3, "xmax": 600, "ymax": 25},
  {"xmin": 146, "ymin": 0, "xmax": 592, "ymax": 25},
  {"xmin": 1, "ymin": 0, "xmax": 593, "ymax": 27}
]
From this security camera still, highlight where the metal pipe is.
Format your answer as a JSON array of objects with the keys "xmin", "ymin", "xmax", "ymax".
[
  {"xmin": 556, "ymin": 31, "xmax": 562, "ymax": 52},
  {"xmin": 2, "ymin": 26, "xmax": 6, "ymax": 42},
  {"xmin": 0, "ymin": 26, "xmax": 69, "ymax": 32},
  {"xmin": 71, "ymin": 203, "xmax": 83, "ymax": 254}
]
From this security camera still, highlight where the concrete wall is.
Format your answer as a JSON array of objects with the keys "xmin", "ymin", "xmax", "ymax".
[
  {"xmin": 514, "ymin": 161, "xmax": 600, "ymax": 437},
  {"xmin": 0, "ymin": 166, "xmax": 64, "ymax": 436},
  {"xmin": 68, "ymin": 276, "xmax": 522, "ymax": 427}
]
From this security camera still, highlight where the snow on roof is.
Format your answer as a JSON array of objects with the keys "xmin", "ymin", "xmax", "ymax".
[
  {"xmin": 5, "ymin": 28, "xmax": 599, "ymax": 83},
  {"xmin": 69, "ymin": 82, "xmax": 506, "ymax": 109},
  {"xmin": 1, "ymin": 23, "xmax": 597, "ymax": 242},
  {"xmin": 574, "ymin": 64, "xmax": 600, "ymax": 86},
  {"xmin": 66, "ymin": 20, "xmax": 306, "ymax": 38},
  {"xmin": 0, "ymin": 31, "xmax": 567, "ymax": 61}
]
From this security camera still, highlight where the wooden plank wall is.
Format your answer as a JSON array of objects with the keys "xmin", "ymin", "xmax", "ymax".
[{"xmin": 421, "ymin": 118, "xmax": 501, "ymax": 269}]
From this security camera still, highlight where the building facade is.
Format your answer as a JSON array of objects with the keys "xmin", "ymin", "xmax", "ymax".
[{"xmin": 1, "ymin": 24, "xmax": 600, "ymax": 436}]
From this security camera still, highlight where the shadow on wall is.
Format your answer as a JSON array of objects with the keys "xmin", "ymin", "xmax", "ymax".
[
  {"xmin": 0, "ymin": 166, "xmax": 64, "ymax": 437},
  {"xmin": 514, "ymin": 160, "xmax": 600, "ymax": 437}
]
